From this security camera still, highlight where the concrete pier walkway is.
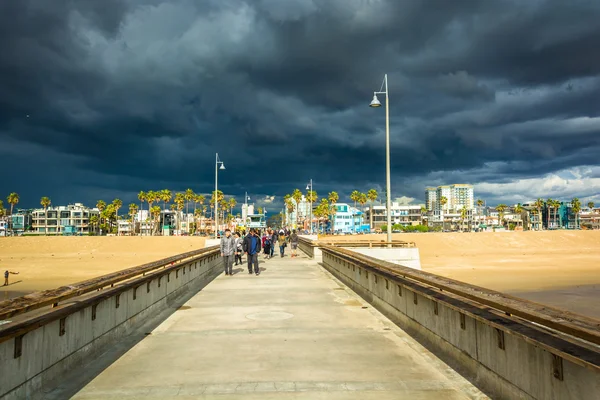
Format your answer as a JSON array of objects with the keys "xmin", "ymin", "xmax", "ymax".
[{"xmin": 58, "ymin": 254, "xmax": 487, "ymax": 399}]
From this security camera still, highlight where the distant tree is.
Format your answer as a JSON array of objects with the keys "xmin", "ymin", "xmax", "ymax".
[
  {"xmin": 571, "ymin": 198, "xmax": 581, "ymax": 229},
  {"xmin": 128, "ymin": 203, "xmax": 138, "ymax": 236},
  {"xmin": 96, "ymin": 200, "xmax": 107, "ymax": 231},
  {"xmin": 7, "ymin": 192, "xmax": 19, "ymax": 235},
  {"xmin": 350, "ymin": 190, "xmax": 361, "ymax": 208},
  {"xmin": 184, "ymin": 189, "xmax": 194, "ymax": 217},
  {"xmin": 534, "ymin": 198, "xmax": 545, "ymax": 231},
  {"xmin": 495, "ymin": 204, "xmax": 508, "ymax": 227},
  {"xmin": 138, "ymin": 191, "xmax": 146, "ymax": 215},
  {"xmin": 476, "ymin": 199, "xmax": 484, "ymax": 207},
  {"xmin": 40, "ymin": 196, "xmax": 51, "ymax": 236},
  {"xmin": 367, "ymin": 189, "xmax": 378, "ymax": 207},
  {"xmin": 440, "ymin": 196, "xmax": 448, "ymax": 231},
  {"xmin": 588, "ymin": 201, "xmax": 595, "ymax": 211},
  {"xmin": 460, "ymin": 206, "xmax": 468, "ymax": 231},
  {"xmin": 292, "ymin": 189, "xmax": 303, "ymax": 224},
  {"xmin": 546, "ymin": 198, "xmax": 554, "ymax": 229},
  {"xmin": 112, "ymin": 199, "xmax": 123, "ymax": 226}
]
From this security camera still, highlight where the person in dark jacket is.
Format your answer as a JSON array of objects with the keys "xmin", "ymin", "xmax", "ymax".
[
  {"xmin": 270, "ymin": 229, "xmax": 278, "ymax": 258},
  {"xmin": 243, "ymin": 229, "xmax": 262, "ymax": 275}
]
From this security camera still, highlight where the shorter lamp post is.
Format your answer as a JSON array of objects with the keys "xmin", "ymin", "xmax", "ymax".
[{"xmin": 214, "ymin": 153, "xmax": 225, "ymax": 238}]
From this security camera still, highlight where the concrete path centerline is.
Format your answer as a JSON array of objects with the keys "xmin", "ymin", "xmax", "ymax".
[{"xmin": 58, "ymin": 253, "xmax": 488, "ymax": 399}]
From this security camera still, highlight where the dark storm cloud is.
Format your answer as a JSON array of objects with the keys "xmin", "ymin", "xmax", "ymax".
[{"xmin": 1, "ymin": 0, "xmax": 600, "ymax": 209}]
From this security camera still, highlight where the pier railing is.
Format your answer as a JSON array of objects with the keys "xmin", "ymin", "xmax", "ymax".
[
  {"xmin": 318, "ymin": 243, "xmax": 600, "ymax": 400},
  {"xmin": 0, "ymin": 245, "xmax": 222, "ymax": 399}
]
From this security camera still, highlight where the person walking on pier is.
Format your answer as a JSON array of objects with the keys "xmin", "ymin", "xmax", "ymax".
[
  {"xmin": 244, "ymin": 229, "xmax": 262, "ymax": 275},
  {"xmin": 277, "ymin": 230, "xmax": 287, "ymax": 257},
  {"xmin": 234, "ymin": 232, "xmax": 243, "ymax": 266},
  {"xmin": 290, "ymin": 230, "xmax": 299, "ymax": 258},
  {"xmin": 220, "ymin": 229, "xmax": 235, "ymax": 276},
  {"xmin": 270, "ymin": 229, "xmax": 278, "ymax": 258}
]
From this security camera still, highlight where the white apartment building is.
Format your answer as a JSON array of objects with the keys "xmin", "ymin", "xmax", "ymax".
[
  {"xmin": 428, "ymin": 184, "xmax": 475, "ymax": 223},
  {"xmin": 425, "ymin": 188, "xmax": 437, "ymax": 211},
  {"xmin": 364, "ymin": 203, "xmax": 423, "ymax": 228},
  {"xmin": 31, "ymin": 203, "xmax": 100, "ymax": 235}
]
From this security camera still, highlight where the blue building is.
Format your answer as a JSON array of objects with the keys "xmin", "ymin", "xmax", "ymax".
[{"xmin": 331, "ymin": 203, "xmax": 367, "ymax": 233}]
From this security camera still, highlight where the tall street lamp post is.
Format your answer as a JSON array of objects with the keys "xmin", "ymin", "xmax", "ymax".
[
  {"xmin": 306, "ymin": 179, "xmax": 313, "ymax": 234},
  {"xmin": 370, "ymin": 74, "xmax": 392, "ymax": 247},
  {"xmin": 214, "ymin": 153, "xmax": 225, "ymax": 238}
]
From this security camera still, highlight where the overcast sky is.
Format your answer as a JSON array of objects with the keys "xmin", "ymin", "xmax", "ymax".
[{"xmin": 2, "ymin": 0, "xmax": 600, "ymax": 211}]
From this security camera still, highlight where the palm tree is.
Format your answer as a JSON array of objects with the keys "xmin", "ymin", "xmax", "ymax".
[
  {"xmin": 292, "ymin": 189, "xmax": 303, "ymax": 224},
  {"xmin": 128, "ymin": 203, "xmax": 138, "ymax": 235},
  {"xmin": 96, "ymin": 200, "xmax": 106, "ymax": 233},
  {"xmin": 440, "ymin": 196, "xmax": 448, "ymax": 231},
  {"xmin": 476, "ymin": 199, "xmax": 484, "ymax": 207},
  {"xmin": 185, "ymin": 189, "xmax": 194, "ymax": 217},
  {"xmin": 327, "ymin": 192, "xmax": 339, "ymax": 229},
  {"xmin": 257, "ymin": 207, "xmax": 263, "ymax": 214},
  {"xmin": 460, "ymin": 206, "xmax": 468, "ymax": 231},
  {"xmin": 588, "ymin": 201, "xmax": 595, "ymax": 211},
  {"xmin": 367, "ymin": 189, "xmax": 378, "ymax": 207},
  {"xmin": 138, "ymin": 191, "xmax": 146, "ymax": 216},
  {"xmin": 534, "ymin": 198, "xmax": 544, "ymax": 230},
  {"xmin": 571, "ymin": 198, "xmax": 581, "ymax": 229},
  {"xmin": 40, "ymin": 197, "xmax": 51, "ymax": 235},
  {"xmin": 229, "ymin": 197, "xmax": 237, "ymax": 219},
  {"xmin": 150, "ymin": 205, "xmax": 162, "ymax": 234},
  {"xmin": 160, "ymin": 190, "xmax": 172, "ymax": 234},
  {"xmin": 546, "ymin": 198, "xmax": 554, "ymax": 229},
  {"xmin": 89, "ymin": 215, "xmax": 99, "ymax": 235},
  {"xmin": 7, "ymin": 192, "xmax": 19, "ymax": 235},
  {"xmin": 551, "ymin": 200, "xmax": 560, "ymax": 228},
  {"xmin": 145, "ymin": 191, "xmax": 156, "ymax": 235},
  {"xmin": 175, "ymin": 195, "xmax": 185, "ymax": 232},
  {"xmin": 495, "ymin": 204, "xmax": 508, "ymax": 228},
  {"xmin": 514, "ymin": 203, "xmax": 523, "ymax": 229},
  {"xmin": 0, "ymin": 200, "xmax": 5, "ymax": 219},
  {"xmin": 350, "ymin": 190, "xmax": 361, "ymax": 208},
  {"xmin": 112, "ymin": 199, "xmax": 123, "ymax": 228}
]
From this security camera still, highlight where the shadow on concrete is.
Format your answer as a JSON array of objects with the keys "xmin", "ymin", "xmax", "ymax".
[{"xmin": 43, "ymin": 271, "xmax": 219, "ymax": 400}]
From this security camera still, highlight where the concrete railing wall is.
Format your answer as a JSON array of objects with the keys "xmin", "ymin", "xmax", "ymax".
[
  {"xmin": 321, "ymin": 248, "xmax": 600, "ymax": 400},
  {"xmin": 0, "ymin": 247, "xmax": 222, "ymax": 400}
]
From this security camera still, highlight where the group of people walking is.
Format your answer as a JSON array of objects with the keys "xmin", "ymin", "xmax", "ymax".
[{"xmin": 220, "ymin": 228, "xmax": 299, "ymax": 276}]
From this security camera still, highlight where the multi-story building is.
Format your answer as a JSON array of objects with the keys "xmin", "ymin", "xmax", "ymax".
[
  {"xmin": 31, "ymin": 203, "xmax": 100, "ymax": 235},
  {"xmin": 425, "ymin": 188, "xmax": 437, "ymax": 211},
  {"xmin": 331, "ymin": 203, "xmax": 364, "ymax": 233},
  {"xmin": 9, "ymin": 210, "xmax": 33, "ymax": 235},
  {"xmin": 428, "ymin": 184, "xmax": 475, "ymax": 224},
  {"xmin": 364, "ymin": 203, "xmax": 423, "ymax": 229}
]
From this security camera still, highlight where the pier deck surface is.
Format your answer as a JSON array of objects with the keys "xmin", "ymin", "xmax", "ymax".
[{"xmin": 51, "ymin": 253, "xmax": 487, "ymax": 399}]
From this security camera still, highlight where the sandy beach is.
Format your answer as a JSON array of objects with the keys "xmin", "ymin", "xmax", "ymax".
[
  {"xmin": 0, "ymin": 236, "xmax": 205, "ymax": 299},
  {"xmin": 323, "ymin": 231, "xmax": 600, "ymax": 319},
  {"xmin": 1, "ymin": 232, "xmax": 599, "ymax": 319}
]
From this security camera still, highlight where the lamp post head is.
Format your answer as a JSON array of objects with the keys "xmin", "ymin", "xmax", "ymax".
[
  {"xmin": 369, "ymin": 93, "xmax": 381, "ymax": 107},
  {"xmin": 219, "ymin": 164, "xmax": 226, "ymax": 170},
  {"xmin": 306, "ymin": 185, "xmax": 309, "ymax": 190}
]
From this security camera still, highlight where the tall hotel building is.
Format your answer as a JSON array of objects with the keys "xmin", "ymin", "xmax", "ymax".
[
  {"xmin": 426, "ymin": 184, "xmax": 474, "ymax": 213},
  {"xmin": 425, "ymin": 187, "xmax": 437, "ymax": 211}
]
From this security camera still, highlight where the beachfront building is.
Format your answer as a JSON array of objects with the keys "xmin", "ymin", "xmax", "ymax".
[
  {"xmin": 331, "ymin": 203, "xmax": 365, "ymax": 233},
  {"xmin": 31, "ymin": 203, "xmax": 100, "ymax": 235},
  {"xmin": 364, "ymin": 203, "xmax": 423, "ymax": 230},
  {"xmin": 0, "ymin": 218, "xmax": 7, "ymax": 236},
  {"xmin": 426, "ymin": 184, "xmax": 475, "ymax": 227},
  {"xmin": 425, "ymin": 187, "xmax": 437, "ymax": 211}
]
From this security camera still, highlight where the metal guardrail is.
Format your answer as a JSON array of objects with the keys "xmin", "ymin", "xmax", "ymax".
[
  {"xmin": 0, "ymin": 246, "xmax": 219, "ymax": 321},
  {"xmin": 320, "ymin": 245, "xmax": 600, "ymax": 349}
]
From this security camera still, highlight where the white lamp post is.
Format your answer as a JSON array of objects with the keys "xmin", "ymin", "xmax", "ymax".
[
  {"xmin": 214, "ymin": 153, "xmax": 225, "ymax": 238},
  {"xmin": 370, "ymin": 74, "xmax": 392, "ymax": 247},
  {"xmin": 306, "ymin": 179, "xmax": 313, "ymax": 234}
]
